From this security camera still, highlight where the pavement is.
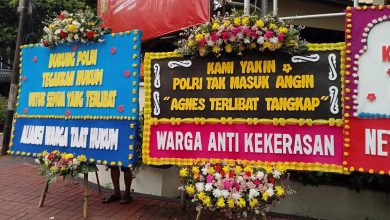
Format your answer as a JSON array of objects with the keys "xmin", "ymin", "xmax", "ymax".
[{"xmin": 0, "ymin": 156, "xmax": 313, "ymax": 220}]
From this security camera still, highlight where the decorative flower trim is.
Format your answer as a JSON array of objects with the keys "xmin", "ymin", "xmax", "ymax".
[
  {"xmin": 179, "ymin": 161, "xmax": 293, "ymax": 218},
  {"xmin": 176, "ymin": 11, "xmax": 307, "ymax": 57},
  {"xmin": 42, "ymin": 9, "xmax": 111, "ymax": 47}
]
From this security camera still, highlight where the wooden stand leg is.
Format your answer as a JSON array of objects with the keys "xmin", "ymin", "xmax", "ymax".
[
  {"xmin": 38, "ymin": 179, "xmax": 50, "ymax": 208},
  {"xmin": 180, "ymin": 190, "xmax": 186, "ymax": 210},
  {"xmin": 95, "ymin": 170, "xmax": 101, "ymax": 194},
  {"xmin": 83, "ymin": 173, "xmax": 88, "ymax": 219},
  {"xmin": 195, "ymin": 207, "xmax": 202, "ymax": 220}
]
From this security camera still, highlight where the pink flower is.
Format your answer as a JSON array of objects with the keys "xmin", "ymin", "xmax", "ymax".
[
  {"xmin": 251, "ymin": 31, "xmax": 258, "ymax": 38},
  {"xmin": 207, "ymin": 174, "xmax": 214, "ymax": 183},
  {"xmin": 277, "ymin": 33, "xmax": 285, "ymax": 41},
  {"xmin": 265, "ymin": 31, "xmax": 274, "ymax": 39},
  {"xmin": 254, "ymin": 179, "xmax": 262, "ymax": 187},
  {"xmin": 221, "ymin": 31, "xmax": 230, "ymax": 40},
  {"xmin": 233, "ymin": 27, "xmax": 241, "ymax": 35},
  {"xmin": 223, "ymin": 180, "xmax": 231, "ymax": 190},
  {"xmin": 199, "ymin": 38, "xmax": 206, "ymax": 46},
  {"xmin": 211, "ymin": 32, "xmax": 219, "ymax": 42},
  {"xmin": 243, "ymin": 27, "xmax": 251, "ymax": 35}
]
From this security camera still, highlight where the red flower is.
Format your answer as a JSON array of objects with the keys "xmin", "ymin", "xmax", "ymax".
[
  {"xmin": 59, "ymin": 30, "xmax": 68, "ymax": 39},
  {"xmin": 65, "ymin": 110, "xmax": 71, "ymax": 116},
  {"xmin": 111, "ymin": 47, "xmax": 117, "ymax": 54},
  {"xmin": 367, "ymin": 93, "xmax": 376, "ymax": 102},
  {"xmin": 220, "ymin": 170, "xmax": 226, "ymax": 177},
  {"xmin": 245, "ymin": 171, "xmax": 251, "ymax": 177},
  {"xmin": 118, "ymin": 105, "xmax": 124, "ymax": 113},
  {"xmin": 215, "ymin": 164, "xmax": 222, "ymax": 172},
  {"xmin": 42, "ymin": 40, "xmax": 49, "ymax": 47},
  {"xmin": 32, "ymin": 56, "xmax": 38, "ymax": 63},
  {"xmin": 124, "ymin": 70, "xmax": 130, "ymax": 77},
  {"xmin": 268, "ymin": 177, "xmax": 276, "ymax": 184},
  {"xmin": 47, "ymin": 153, "xmax": 54, "ymax": 160},
  {"xmin": 86, "ymin": 31, "xmax": 95, "ymax": 40},
  {"xmin": 58, "ymin": 13, "xmax": 65, "ymax": 20},
  {"xmin": 229, "ymin": 171, "xmax": 235, "ymax": 178}
]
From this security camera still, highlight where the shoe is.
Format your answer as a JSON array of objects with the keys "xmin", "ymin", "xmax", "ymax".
[
  {"xmin": 102, "ymin": 194, "xmax": 120, "ymax": 204},
  {"xmin": 120, "ymin": 193, "xmax": 133, "ymax": 204}
]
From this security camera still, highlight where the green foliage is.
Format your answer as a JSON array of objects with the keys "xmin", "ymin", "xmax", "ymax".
[{"xmin": 0, "ymin": 95, "xmax": 7, "ymax": 132}]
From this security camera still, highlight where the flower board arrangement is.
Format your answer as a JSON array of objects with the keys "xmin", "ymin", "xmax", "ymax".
[
  {"xmin": 42, "ymin": 9, "xmax": 111, "ymax": 47},
  {"xmin": 37, "ymin": 150, "xmax": 97, "ymax": 182},
  {"xmin": 179, "ymin": 161, "xmax": 294, "ymax": 218},
  {"xmin": 176, "ymin": 11, "xmax": 307, "ymax": 57}
]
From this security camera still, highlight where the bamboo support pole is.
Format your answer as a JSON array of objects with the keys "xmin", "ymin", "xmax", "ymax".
[{"xmin": 38, "ymin": 179, "xmax": 50, "ymax": 208}]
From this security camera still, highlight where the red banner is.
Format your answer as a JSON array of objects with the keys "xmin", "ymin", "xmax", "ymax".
[
  {"xmin": 346, "ymin": 118, "xmax": 390, "ymax": 174},
  {"xmin": 98, "ymin": 0, "xmax": 210, "ymax": 40}
]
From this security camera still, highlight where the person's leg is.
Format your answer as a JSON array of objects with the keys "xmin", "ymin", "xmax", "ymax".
[
  {"xmin": 111, "ymin": 167, "xmax": 121, "ymax": 197},
  {"xmin": 120, "ymin": 168, "xmax": 133, "ymax": 204},
  {"xmin": 102, "ymin": 167, "xmax": 121, "ymax": 203}
]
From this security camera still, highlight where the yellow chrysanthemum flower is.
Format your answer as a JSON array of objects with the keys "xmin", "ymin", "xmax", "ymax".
[
  {"xmin": 197, "ymin": 191, "xmax": 206, "ymax": 200},
  {"xmin": 212, "ymin": 45, "xmax": 221, "ymax": 54},
  {"xmin": 61, "ymin": 152, "xmax": 67, "ymax": 158},
  {"xmin": 278, "ymin": 27, "xmax": 289, "ymax": 34},
  {"xmin": 237, "ymin": 198, "xmax": 246, "ymax": 208},
  {"xmin": 203, "ymin": 196, "xmax": 212, "ymax": 207},
  {"xmin": 225, "ymin": 44, "xmax": 233, "ymax": 53},
  {"xmin": 242, "ymin": 17, "xmax": 250, "ymax": 25},
  {"xmin": 77, "ymin": 155, "xmax": 87, "ymax": 163},
  {"xmin": 263, "ymin": 42, "xmax": 272, "ymax": 49},
  {"xmin": 192, "ymin": 166, "xmax": 200, "ymax": 174},
  {"xmin": 195, "ymin": 33, "xmax": 204, "ymax": 41},
  {"xmin": 244, "ymin": 165, "xmax": 253, "ymax": 173},
  {"xmin": 256, "ymin": 20, "xmax": 264, "ymax": 28},
  {"xmin": 185, "ymin": 185, "xmax": 195, "ymax": 196},
  {"xmin": 227, "ymin": 198, "xmax": 235, "ymax": 208},
  {"xmin": 212, "ymin": 22, "xmax": 220, "ymax": 30},
  {"xmin": 275, "ymin": 186, "xmax": 285, "ymax": 196},
  {"xmin": 65, "ymin": 153, "xmax": 74, "ymax": 160},
  {"xmin": 42, "ymin": 151, "xmax": 49, "ymax": 157},
  {"xmin": 234, "ymin": 17, "xmax": 241, "ymax": 26},
  {"xmin": 187, "ymin": 40, "xmax": 194, "ymax": 47},
  {"xmin": 216, "ymin": 197, "xmax": 225, "ymax": 207},
  {"xmin": 264, "ymin": 166, "xmax": 273, "ymax": 174},
  {"xmin": 222, "ymin": 165, "xmax": 230, "ymax": 173},
  {"xmin": 223, "ymin": 20, "xmax": 231, "ymax": 26},
  {"xmin": 268, "ymin": 23, "xmax": 278, "ymax": 29},
  {"xmin": 68, "ymin": 24, "xmax": 77, "ymax": 33},
  {"xmin": 234, "ymin": 165, "xmax": 243, "ymax": 174},
  {"xmin": 262, "ymin": 191, "xmax": 269, "ymax": 201},
  {"xmin": 249, "ymin": 198, "xmax": 259, "ymax": 208},
  {"xmin": 208, "ymin": 167, "xmax": 216, "ymax": 175},
  {"xmin": 179, "ymin": 168, "xmax": 188, "ymax": 177}
]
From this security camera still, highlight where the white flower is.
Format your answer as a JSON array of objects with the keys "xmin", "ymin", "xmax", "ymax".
[
  {"xmin": 266, "ymin": 188, "xmax": 274, "ymax": 197},
  {"xmin": 256, "ymin": 171, "xmax": 264, "ymax": 179},
  {"xmin": 257, "ymin": 36, "xmax": 265, "ymax": 44},
  {"xmin": 212, "ymin": 189, "xmax": 222, "ymax": 198},
  {"xmin": 232, "ymin": 192, "xmax": 242, "ymax": 200},
  {"xmin": 205, "ymin": 183, "xmax": 213, "ymax": 191},
  {"xmin": 269, "ymin": 36, "xmax": 279, "ymax": 44},
  {"xmin": 221, "ymin": 190, "xmax": 229, "ymax": 198},
  {"xmin": 248, "ymin": 188, "xmax": 260, "ymax": 199},
  {"xmin": 214, "ymin": 173, "xmax": 222, "ymax": 180},
  {"xmin": 243, "ymin": 38, "xmax": 251, "ymax": 44},
  {"xmin": 201, "ymin": 167, "xmax": 208, "ymax": 175},
  {"xmin": 273, "ymin": 170, "xmax": 282, "ymax": 179},
  {"xmin": 195, "ymin": 182, "xmax": 204, "ymax": 192},
  {"xmin": 236, "ymin": 176, "xmax": 244, "ymax": 182},
  {"xmin": 74, "ymin": 34, "xmax": 79, "ymax": 40},
  {"xmin": 207, "ymin": 40, "xmax": 215, "ymax": 46}
]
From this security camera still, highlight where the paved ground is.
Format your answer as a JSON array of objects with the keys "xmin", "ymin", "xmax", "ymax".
[{"xmin": 0, "ymin": 156, "xmax": 313, "ymax": 220}]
